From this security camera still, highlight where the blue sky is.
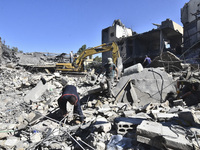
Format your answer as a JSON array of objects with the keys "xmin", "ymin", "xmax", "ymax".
[{"xmin": 0, "ymin": 0, "xmax": 189, "ymax": 54}]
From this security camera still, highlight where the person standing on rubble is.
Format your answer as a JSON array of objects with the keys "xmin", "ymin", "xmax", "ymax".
[
  {"xmin": 143, "ymin": 55, "xmax": 151, "ymax": 67},
  {"xmin": 57, "ymin": 85, "xmax": 85, "ymax": 123},
  {"xmin": 104, "ymin": 57, "xmax": 118, "ymax": 97}
]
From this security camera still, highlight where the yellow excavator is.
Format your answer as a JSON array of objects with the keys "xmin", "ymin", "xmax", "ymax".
[{"xmin": 56, "ymin": 42, "xmax": 121, "ymax": 72}]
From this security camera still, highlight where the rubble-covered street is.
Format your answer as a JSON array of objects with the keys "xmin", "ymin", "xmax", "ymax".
[
  {"xmin": 1, "ymin": 0, "xmax": 200, "ymax": 149},
  {"xmin": 1, "ymin": 45, "xmax": 200, "ymax": 150}
]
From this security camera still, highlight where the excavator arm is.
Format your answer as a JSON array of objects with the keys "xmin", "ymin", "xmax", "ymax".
[{"xmin": 56, "ymin": 42, "xmax": 120, "ymax": 72}]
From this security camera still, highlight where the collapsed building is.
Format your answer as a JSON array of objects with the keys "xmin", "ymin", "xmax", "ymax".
[
  {"xmin": 102, "ymin": 19, "xmax": 183, "ymax": 68},
  {"xmin": 1, "ymin": 46, "xmax": 200, "ymax": 149},
  {"xmin": 1, "ymin": 0, "xmax": 200, "ymax": 149}
]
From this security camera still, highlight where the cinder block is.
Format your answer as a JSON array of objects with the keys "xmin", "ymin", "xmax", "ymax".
[{"xmin": 114, "ymin": 117, "xmax": 145, "ymax": 135}]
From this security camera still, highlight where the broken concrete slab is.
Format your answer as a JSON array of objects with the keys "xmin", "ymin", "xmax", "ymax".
[
  {"xmin": 4, "ymin": 136, "xmax": 20, "ymax": 148},
  {"xmin": 24, "ymin": 80, "xmax": 49, "ymax": 103},
  {"xmin": 137, "ymin": 120, "xmax": 193, "ymax": 150},
  {"xmin": 153, "ymin": 113, "xmax": 178, "ymax": 121},
  {"xmin": 113, "ymin": 68, "xmax": 176, "ymax": 105}
]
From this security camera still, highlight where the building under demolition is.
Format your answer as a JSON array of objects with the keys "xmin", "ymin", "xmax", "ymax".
[
  {"xmin": 102, "ymin": 19, "xmax": 183, "ymax": 68},
  {"xmin": 102, "ymin": 0, "xmax": 200, "ymax": 67}
]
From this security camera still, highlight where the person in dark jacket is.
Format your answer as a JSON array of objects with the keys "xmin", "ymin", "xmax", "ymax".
[
  {"xmin": 180, "ymin": 82, "xmax": 200, "ymax": 106},
  {"xmin": 57, "ymin": 85, "xmax": 85, "ymax": 123}
]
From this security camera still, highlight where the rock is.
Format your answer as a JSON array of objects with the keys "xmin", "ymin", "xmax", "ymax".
[
  {"xmin": 93, "ymin": 116, "xmax": 111, "ymax": 133},
  {"xmin": 30, "ymin": 132, "xmax": 43, "ymax": 143},
  {"xmin": 4, "ymin": 136, "xmax": 19, "ymax": 147}
]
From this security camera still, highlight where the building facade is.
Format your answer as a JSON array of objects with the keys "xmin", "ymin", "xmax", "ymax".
[
  {"xmin": 102, "ymin": 19, "xmax": 183, "ymax": 68},
  {"xmin": 181, "ymin": 0, "xmax": 200, "ymax": 50}
]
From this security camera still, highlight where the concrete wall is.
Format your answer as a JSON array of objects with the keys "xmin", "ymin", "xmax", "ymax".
[
  {"xmin": 181, "ymin": 0, "xmax": 200, "ymax": 23},
  {"xmin": 102, "ymin": 19, "xmax": 182, "ymax": 68},
  {"xmin": 181, "ymin": 0, "xmax": 200, "ymax": 50},
  {"xmin": 161, "ymin": 19, "xmax": 183, "ymax": 34},
  {"xmin": 172, "ymin": 21, "xmax": 184, "ymax": 34},
  {"xmin": 102, "ymin": 24, "xmax": 133, "ymax": 43},
  {"xmin": 116, "ymin": 25, "xmax": 132, "ymax": 38},
  {"xmin": 101, "ymin": 21, "xmax": 133, "ymax": 65}
]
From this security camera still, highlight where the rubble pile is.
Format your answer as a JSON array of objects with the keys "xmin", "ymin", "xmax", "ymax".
[{"xmin": 1, "ymin": 50, "xmax": 200, "ymax": 150}]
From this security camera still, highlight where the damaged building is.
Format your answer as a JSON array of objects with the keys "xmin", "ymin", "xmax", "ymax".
[
  {"xmin": 181, "ymin": 0, "xmax": 200, "ymax": 63},
  {"xmin": 1, "ymin": 0, "xmax": 200, "ymax": 149},
  {"xmin": 102, "ymin": 19, "xmax": 183, "ymax": 68}
]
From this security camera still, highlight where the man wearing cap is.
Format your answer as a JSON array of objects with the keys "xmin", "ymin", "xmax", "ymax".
[
  {"xmin": 104, "ymin": 58, "xmax": 118, "ymax": 97},
  {"xmin": 57, "ymin": 85, "xmax": 85, "ymax": 123}
]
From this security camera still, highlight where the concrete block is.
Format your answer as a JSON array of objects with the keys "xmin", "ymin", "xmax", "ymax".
[
  {"xmin": 123, "ymin": 63, "xmax": 143, "ymax": 76},
  {"xmin": 123, "ymin": 110, "xmax": 135, "ymax": 117},
  {"xmin": 137, "ymin": 120, "xmax": 193, "ymax": 150},
  {"xmin": 114, "ymin": 117, "xmax": 145, "ymax": 135}
]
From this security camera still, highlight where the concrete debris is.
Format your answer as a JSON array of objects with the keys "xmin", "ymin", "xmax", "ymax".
[
  {"xmin": 1, "ymin": 57, "xmax": 200, "ymax": 149},
  {"xmin": 123, "ymin": 63, "xmax": 144, "ymax": 76},
  {"xmin": 137, "ymin": 120, "xmax": 194, "ymax": 150},
  {"xmin": 1, "ymin": 16, "xmax": 200, "ymax": 149}
]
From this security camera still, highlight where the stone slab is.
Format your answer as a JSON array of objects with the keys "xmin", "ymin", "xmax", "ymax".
[
  {"xmin": 137, "ymin": 120, "xmax": 193, "ymax": 150},
  {"xmin": 24, "ymin": 81, "xmax": 49, "ymax": 103}
]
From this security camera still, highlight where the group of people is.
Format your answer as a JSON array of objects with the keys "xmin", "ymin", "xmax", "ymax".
[
  {"xmin": 57, "ymin": 55, "xmax": 152, "ymax": 124},
  {"xmin": 57, "ymin": 57, "xmax": 119, "ymax": 124},
  {"xmin": 57, "ymin": 54, "xmax": 200, "ymax": 125}
]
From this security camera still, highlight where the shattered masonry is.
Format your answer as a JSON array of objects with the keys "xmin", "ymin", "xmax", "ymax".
[{"xmin": 1, "ymin": 0, "xmax": 200, "ymax": 149}]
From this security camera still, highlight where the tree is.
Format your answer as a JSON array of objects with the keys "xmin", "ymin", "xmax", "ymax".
[
  {"xmin": 93, "ymin": 56, "xmax": 102, "ymax": 62},
  {"xmin": 77, "ymin": 44, "xmax": 86, "ymax": 55},
  {"xmin": 12, "ymin": 47, "xmax": 18, "ymax": 52}
]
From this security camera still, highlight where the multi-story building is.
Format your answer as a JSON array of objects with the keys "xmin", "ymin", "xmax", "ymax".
[{"xmin": 102, "ymin": 19, "xmax": 183, "ymax": 68}]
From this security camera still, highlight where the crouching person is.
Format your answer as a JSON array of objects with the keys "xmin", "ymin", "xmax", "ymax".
[{"xmin": 58, "ymin": 85, "xmax": 85, "ymax": 124}]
